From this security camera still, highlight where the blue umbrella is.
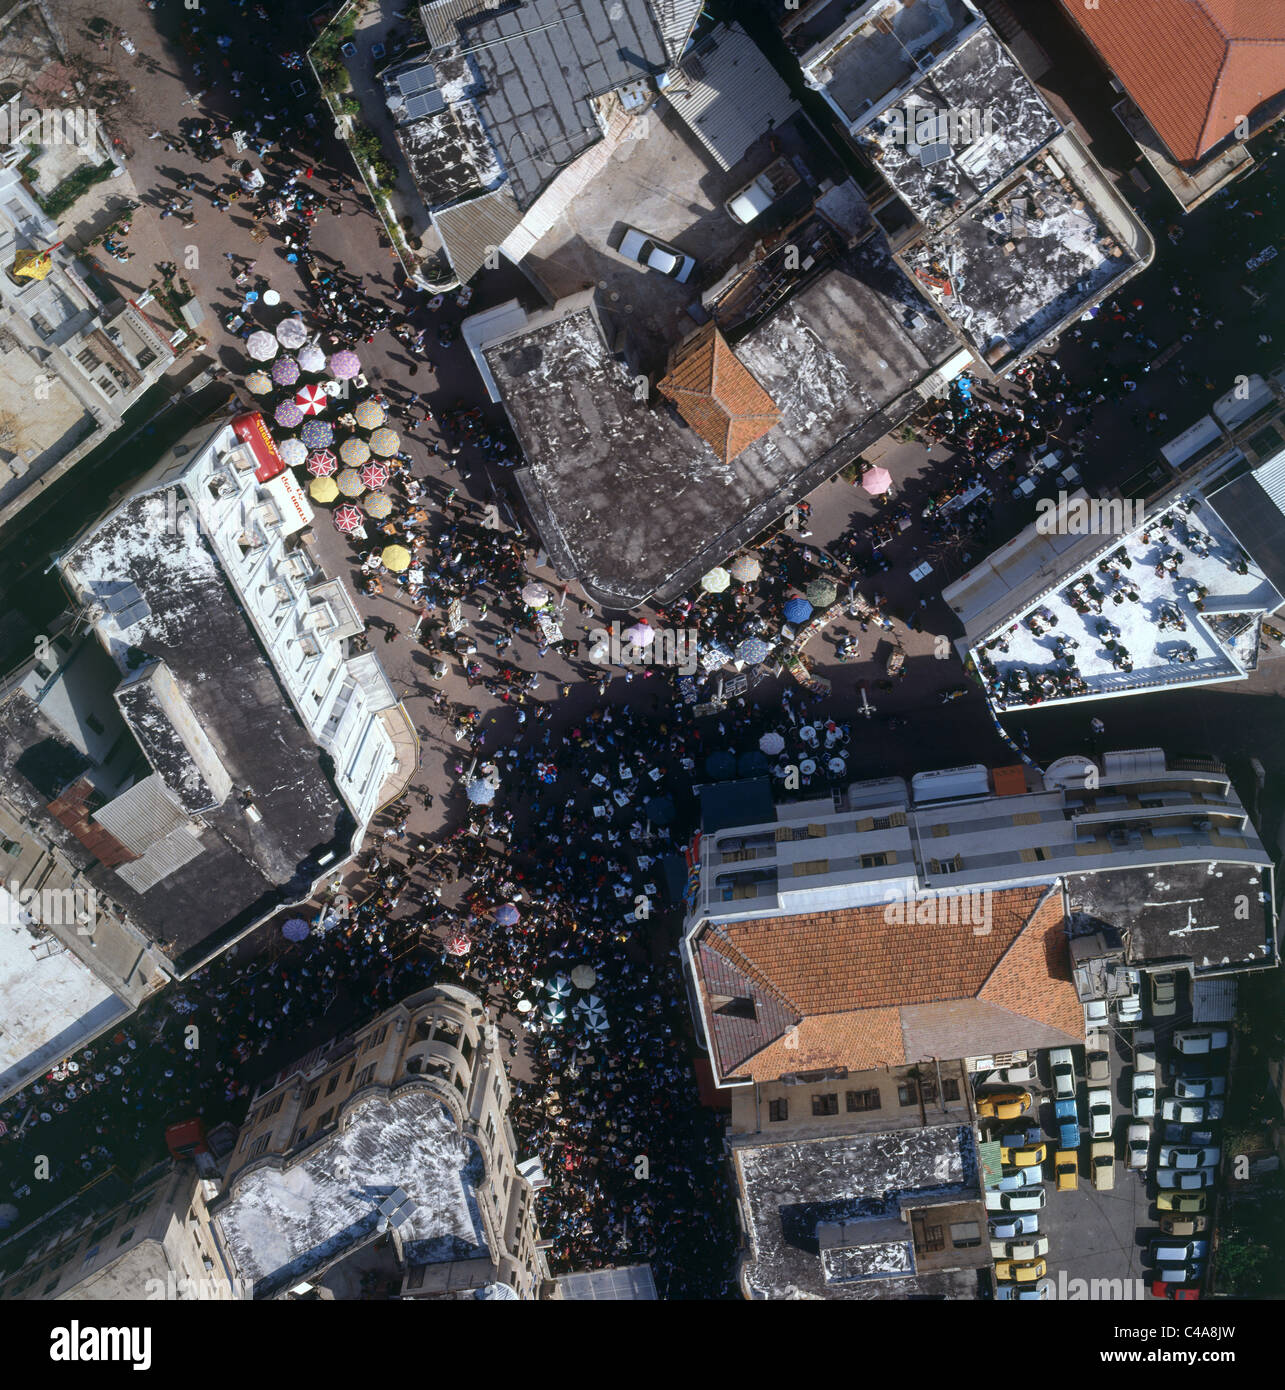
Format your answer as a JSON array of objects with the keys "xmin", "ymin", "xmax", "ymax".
[
  {"xmin": 494, "ymin": 903, "xmax": 520, "ymax": 926},
  {"xmin": 300, "ymin": 419, "xmax": 334, "ymax": 449},
  {"xmin": 466, "ymin": 779, "xmax": 495, "ymax": 804},
  {"xmin": 736, "ymin": 637, "xmax": 769, "ymax": 665},
  {"xmin": 784, "ymin": 597, "xmax": 813, "ymax": 624},
  {"xmin": 705, "ymin": 751, "xmax": 736, "ymax": 780},
  {"xmin": 737, "ymin": 750, "xmax": 769, "ymax": 776},
  {"xmin": 282, "ymin": 918, "xmax": 310, "ymax": 941},
  {"xmin": 644, "ymin": 795, "xmax": 675, "ymax": 826}
]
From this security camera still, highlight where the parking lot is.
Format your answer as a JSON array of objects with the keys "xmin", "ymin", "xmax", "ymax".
[{"xmin": 982, "ymin": 972, "xmax": 1231, "ymax": 1300}]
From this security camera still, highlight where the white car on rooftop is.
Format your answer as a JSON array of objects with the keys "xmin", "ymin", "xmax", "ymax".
[{"xmin": 618, "ymin": 227, "xmax": 696, "ymax": 283}]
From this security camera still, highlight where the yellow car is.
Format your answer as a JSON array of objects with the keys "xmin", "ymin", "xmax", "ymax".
[
  {"xmin": 1054, "ymin": 1150, "xmax": 1078, "ymax": 1191},
  {"xmin": 977, "ymin": 1091, "xmax": 1032, "ymax": 1120},
  {"xmin": 1000, "ymin": 1143, "xmax": 1047, "ymax": 1168},
  {"xmin": 995, "ymin": 1257, "xmax": 1048, "ymax": 1283},
  {"xmin": 1157, "ymin": 1191, "xmax": 1207, "ymax": 1214}
]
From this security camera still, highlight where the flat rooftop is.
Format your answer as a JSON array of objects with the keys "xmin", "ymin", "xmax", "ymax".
[
  {"xmin": 972, "ymin": 493, "xmax": 1281, "ymax": 710},
  {"xmin": 1067, "ymin": 862, "xmax": 1275, "ymax": 974},
  {"xmin": 733, "ymin": 1124, "xmax": 984, "ymax": 1300},
  {"xmin": 215, "ymin": 1090, "xmax": 488, "ymax": 1299},
  {"xmin": 860, "ymin": 27, "xmax": 1061, "ymax": 231},
  {"xmin": 492, "ymin": 234, "xmax": 957, "ymax": 607},
  {"xmin": 802, "ymin": 0, "xmax": 977, "ymax": 126}
]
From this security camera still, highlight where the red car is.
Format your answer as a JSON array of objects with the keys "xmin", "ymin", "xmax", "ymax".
[{"xmin": 1151, "ymin": 1281, "xmax": 1201, "ymax": 1301}]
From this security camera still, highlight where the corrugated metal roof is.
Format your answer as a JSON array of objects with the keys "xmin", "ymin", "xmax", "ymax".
[
  {"xmin": 1252, "ymin": 449, "xmax": 1285, "ymax": 516},
  {"xmin": 115, "ymin": 823, "xmax": 206, "ymax": 894},
  {"xmin": 648, "ymin": 0, "xmax": 703, "ymax": 64},
  {"xmin": 663, "ymin": 23, "xmax": 799, "ymax": 171},
  {"xmin": 92, "ymin": 772, "xmax": 189, "ymax": 854},
  {"xmin": 432, "ymin": 186, "xmax": 524, "ymax": 287},
  {"xmin": 420, "ymin": 0, "xmax": 483, "ymax": 52},
  {"xmin": 1191, "ymin": 977, "xmax": 1237, "ymax": 1023}
]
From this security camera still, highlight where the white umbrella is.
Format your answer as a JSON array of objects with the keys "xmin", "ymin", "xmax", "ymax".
[
  {"xmin": 246, "ymin": 330, "xmax": 278, "ymax": 361},
  {"xmin": 298, "ymin": 343, "xmax": 327, "ymax": 373},
  {"xmin": 276, "ymin": 317, "xmax": 307, "ymax": 349},
  {"xmin": 759, "ymin": 731, "xmax": 785, "ymax": 755},
  {"xmin": 570, "ymin": 964, "xmax": 597, "ymax": 990},
  {"xmin": 588, "ymin": 1013, "xmax": 609, "ymax": 1033},
  {"xmin": 623, "ymin": 621, "xmax": 654, "ymax": 648},
  {"xmin": 521, "ymin": 581, "xmax": 551, "ymax": 608}
]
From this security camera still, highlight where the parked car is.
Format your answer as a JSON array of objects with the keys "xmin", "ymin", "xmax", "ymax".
[
  {"xmin": 1156, "ymin": 1168, "xmax": 1216, "ymax": 1190},
  {"xmin": 995, "ymin": 1165, "xmax": 1045, "ymax": 1191},
  {"xmin": 1160, "ymin": 1213, "xmax": 1208, "ymax": 1237},
  {"xmin": 1173, "ymin": 1028, "xmax": 1230, "ymax": 1055},
  {"xmin": 1151, "ymin": 1281, "xmax": 1201, "ymax": 1300},
  {"xmin": 1126, "ymin": 1122, "xmax": 1151, "ymax": 1171},
  {"xmin": 1161, "ymin": 1098, "xmax": 1224, "ymax": 1124},
  {"xmin": 986, "ymin": 1187, "xmax": 1047, "ymax": 1212},
  {"xmin": 1049, "ymin": 1047, "xmax": 1076, "ymax": 1099},
  {"xmin": 1151, "ymin": 1271, "xmax": 1203, "ymax": 1291},
  {"xmin": 977, "ymin": 1090, "xmax": 1032, "ymax": 1120},
  {"xmin": 989, "ymin": 1213, "xmax": 1039, "ymax": 1239},
  {"xmin": 618, "ymin": 227, "xmax": 696, "ymax": 282},
  {"xmin": 1151, "ymin": 1238, "xmax": 1209, "ymax": 1265},
  {"xmin": 1173, "ymin": 1076, "xmax": 1226, "ymax": 1100},
  {"xmin": 1150, "ymin": 972, "xmax": 1178, "ymax": 1016},
  {"xmin": 1091, "ymin": 1139, "xmax": 1115, "ymax": 1190},
  {"xmin": 1156, "ymin": 1191, "xmax": 1206, "ymax": 1214},
  {"xmin": 723, "ymin": 156, "xmax": 801, "ymax": 224},
  {"xmin": 1054, "ymin": 1149, "xmax": 1078, "ymax": 1191},
  {"xmin": 995, "ymin": 1063, "xmax": 1037, "ymax": 1086},
  {"xmin": 1000, "ymin": 1143, "xmax": 1047, "ymax": 1168},
  {"xmin": 1134, "ymin": 1028, "xmax": 1157, "ymax": 1072},
  {"xmin": 1132, "ymin": 1069, "xmax": 1157, "ymax": 1119},
  {"xmin": 999, "ymin": 1126, "xmax": 1043, "ymax": 1150},
  {"xmin": 995, "ymin": 1257, "xmax": 1048, "ymax": 1283},
  {"xmin": 1084, "ymin": 999, "xmax": 1109, "ymax": 1027},
  {"xmin": 1054, "ymin": 1097, "xmax": 1080, "ymax": 1149},
  {"xmin": 1088, "ymin": 1088, "xmax": 1112, "ymax": 1138},
  {"xmin": 1086, "ymin": 1033, "xmax": 1111, "ymax": 1083},
  {"xmin": 1158, "ymin": 1145, "xmax": 1221, "ymax": 1170},
  {"xmin": 990, "ymin": 1235, "xmax": 1050, "ymax": 1260},
  {"xmin": 1162, "ymin": 1122, "xmax": 1215, "ymax": 1148},
  {"xmin": 997, "ymin": 1279, "xmax": 1052, "ymax": 1300},
  {"xmin": 1117, "ymin": 993, "xmax": 1142, "ymax": 1025}
]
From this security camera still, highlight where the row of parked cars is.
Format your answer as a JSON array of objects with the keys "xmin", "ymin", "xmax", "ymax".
[{"xmin": 977, "ymin": 1071, "xmax": 1055, "ymax": 1299}]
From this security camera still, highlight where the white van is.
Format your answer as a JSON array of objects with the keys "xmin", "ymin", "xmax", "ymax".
[{"xmin": 725, "ymin": 157, "xmax": 801, "ymax": 224}]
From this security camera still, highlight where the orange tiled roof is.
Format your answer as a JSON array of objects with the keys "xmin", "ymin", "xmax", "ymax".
[
  {"xmin": 657, "ymin": 324, "xmax": 781, "ymax": 463},
  {"xmin": 697, "ymin": 886, "xmax": 1082, "ymax": 1082},
  {"xmin": 1061, "ymin": 0, "xmax": 1285, "ymax": 163}
]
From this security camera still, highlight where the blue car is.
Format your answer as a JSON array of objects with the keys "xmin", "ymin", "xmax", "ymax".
[{"xmin": 1054, "ymin": 1097, "xmax": 1080, "ymax": 1148}]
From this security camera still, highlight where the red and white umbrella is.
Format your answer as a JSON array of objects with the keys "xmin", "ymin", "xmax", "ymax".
[
  {"xmin": 447, "ymin": 933, "xmax": 471, "ymax": 957},
  {"xmin": 333, "ymin": 504, "xmax": 363, "ymax": 534},
  {"xmin": 360, "ymin": 461, "xmax": 389, "ymax": 490},
  {"xmin": 307, "ymin": 448, "xmax": 338, "ymax": 477},
  {"xmin": 294, "ymin": 384, "xmax": 327, "ymax": 415}
]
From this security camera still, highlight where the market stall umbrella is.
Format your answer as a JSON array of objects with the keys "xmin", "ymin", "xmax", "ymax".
[
  {"xmin": 329, "ymin": 349, "xmax": 362, "ymax": 379},
  {"xmin": 738, "ymin": 750, "xmax": 770, "ymax": 776},
  {"xmin": 270, "ymin": 356, "xmax": 301, "ymax": 386},
  {"xmin": 735, "ymin": 636, "xmax": 770, "ymax": 665},
  {"xmin": 307, "ymin": 448, "xmax": 338, "ymax": 477},
  {"xmin": 547, "ymin": 974, "xmax": 572, "ymax": 999},
  {"xmin": 299, "ymin": 420, "xmax": 333, "ymax": 451},
  {"xmin": 446, "ymin": 933, "xmax": 471, "ymax": 957},
  {"xmin": 784, "ymin": 596, "xmax": 813, "ymax": 624},
  {"xmin": 544, "ymin": 1002, "xmax": 567, "ymax": 1025},
  {"xmin": 759, "ymin": 731, "xmax": 785, "ymax": 755},
  {"xmin": 729, "ymin": 554, "xmax": 761, "ymax": 583},
  {"xmin": 360, "ymin": 460, "xmax": 389, "ymax": 490},
  {"xmin": 298, "ymin": 343, "xmax": 327, "ymax": 373},
  {"xmin": 622, "ymin": 620, "xmax": 654, "ymax": 648},
  {"xmin": 278, "ymin": 438, "xmax": 308, "ymax": 468},
  {"xmin": 339, "ymin": 436, "xmax": 371, "ymax": 465},
  {"xmin": 246, "ymin": 330, "xmax": 278, "ymax": 361},
  {"xmin": 494, "ymin": 903, "xmax": 521, "ymax": 926},
  {"xmin": 336, "ymin": 466, "xmax": 365, "ymax": 497},
  {"xmin": 362, "ymin": 490, "xmax": 393, "ymax": 519},
  {"xmin": 309, "ymin": 476, "xmax": 339, "ymax": 503},
  {"xmin": 245, "ymin": 369, "xmax": 273, "ymax": 395},
  {"xmin": 644, "ymin": 795, "xmax": 675, "ymax": 826},
  {"xmin": 282, "ymin": 918, "xmax": 310, "ymax": 941},
  {"xmin": 332, "ymin": 503, "xmax": 363, "ymax": 534},
  {"xmin": 806, "ymin": 578, "xmax": 837, "ymax": 608},
  {"xmin": 274, "ymin": 400, "xmax": 304, "ymax": 428},
  {"xmin": 701, "ymin": 565, "xmax": 731, "ymax": 593},
  {"xmin": 515, "ymin": 998, "xmax": 533, "ymax": 1014},
  {"xmin": 275, "ymin": 316, "xmax": 307, "ymax": 349},
  {"xmin": 368, "ymin": 426, "xmax": 400, "ymax": 457},
  {"xmin": 587, "ymin": 1013, "xmax": 609, "ymax": 1033},
  {"xmin": 705, "ymin": 750, "xmax": 736, "ymax": 780},
  {"xmin": 353, "ymin": 398, "xmax": 385, "ymax": 429},
  {"xmin": 466, "ymin": 778, "xmax": 495, "ymax": 804},
  {"xmin": 382, "ymin": 544, "xmax": 411, "ymax": 572},
  {"xmin": 521, "ymin": 581, "xmax": 551, "ymax": 608},
  {"xmin": 570, "ymin": 964, "xmax": 597, "ymax": 990},
  {"xmin": 294, "ymin": 384, "xmax": 328, "ymax": 416},
  {"xmin": 862, "ymin": 465, "xmax": 893, "ymax": 496}
]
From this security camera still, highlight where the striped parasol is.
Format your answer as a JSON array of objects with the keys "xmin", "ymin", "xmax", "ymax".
[
  {"xmin": 306, "ymin": 448, "xmax": 338, "ymax": 477},
  {"xmin": 360, "ymin": 461, "xmax": 389, "ymax": 490},
  {"xmin": 279, "ymin": 438, "xmax": 308, "ymax": 468},
  {"xmin": 333, "ymin": 504, "xmax": 363, "ymax": 533},
  {"xmin": 270, "ymin": 356, "xmax": 300, "ymax": 386},
  {"xmin": 299, "ymin": 419, "xmax": 333, "ymax": 449},
  {"xmin": 336, "ymin": 467, "xmax": 365, "ymax": 497},
  {"xmin": 353, "ymin": 398, "xmax": 385, "ymax": 429},
  {"xmin": 363, "ymin": 491, "xmax": 394, "ymax": 519},
  {"xmin": 274, "ymin": 400, "xmax": 304, "ymax": 428},
  {"xmin": 367, "ymin": 426, "xmax": 400, "ymax": 457},
  {"xmin": 309, "ymin": 476, "xmax": 339, "ymax": 503},
  {"xmin": 339, "ymin": 436, "xmax": 370, "ymax": 465},
  {"xmin": 294, "ymin": 384, "xmax": 328, "ymax": 415}
]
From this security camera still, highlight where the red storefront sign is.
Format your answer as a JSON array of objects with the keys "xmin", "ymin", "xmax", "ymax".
[{"xmin": 231, "ymin": 410, "xmax": 286, "ymax": 483}]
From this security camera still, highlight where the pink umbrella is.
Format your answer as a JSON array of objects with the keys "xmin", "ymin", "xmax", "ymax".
[
  {"xmin": 333, "ymin": 504, "xmax": 363, "ymax": 534},
  {"xmin": 307, "ymin": 449, "xmax": 338, "ymax": 477},
  {"xmin": 360, "ymin": 461, "xmax": 389, "ymax": 490},
  {"xmin": 329, "ymin": 350, "xmax": 361, "ymax": 380},
  {"xmin": 862, "ymin": 465, "xmax": 893, "ymax": 496},
  {"xmin": 294, "ymin": 384, "xmax": 327, "ymax": 415}
]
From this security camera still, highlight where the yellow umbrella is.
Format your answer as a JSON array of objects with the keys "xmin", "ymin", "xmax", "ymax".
[
  {"xmin": 382, "ymin": 545, "xmax": 411, "ymax": 572},
  {"xmin": 309, "ymin": 476, "xmax": 339, "ymax": 503},
  {"xmin": 339, "ymin": 436, "xmax": 371, "ymax": 465},
  {"xmin": 368, "ymin": 427, "xmax": 400, "ymax": 457},
  {"xmin": 336, "ymin": 467, "xmax": 365, "ymax": 497}
]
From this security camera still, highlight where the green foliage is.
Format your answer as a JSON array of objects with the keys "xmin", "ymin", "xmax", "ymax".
[{"xmin": 39, "ymin": 160, "xmax": 116, "ymax": 220}]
